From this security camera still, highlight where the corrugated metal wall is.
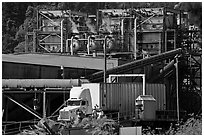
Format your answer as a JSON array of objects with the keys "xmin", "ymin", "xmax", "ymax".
[
  {"xmin": 2, "ymin": 62, "xmax": 98, "ymax": 79},
  {"xmin": 100, "ymin": 83, "xmax": 166, "ymax": 117},
  {"xmin": 146, "ymin": 83, "xmax": 166, "ymax": 110}
]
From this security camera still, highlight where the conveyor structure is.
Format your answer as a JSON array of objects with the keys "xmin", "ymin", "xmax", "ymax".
[
  {"xmin": 87, "ymin": 48, "xmax": 182, "ymax": 82},
  {"xmin": 2, "ymin": 79, "xmax": 89, "ymax": 89}
]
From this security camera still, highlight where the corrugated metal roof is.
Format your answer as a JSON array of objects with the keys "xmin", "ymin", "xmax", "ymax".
[{"xmin": 2, "ymin": 54, "xmax": 119, "ymax": 70}]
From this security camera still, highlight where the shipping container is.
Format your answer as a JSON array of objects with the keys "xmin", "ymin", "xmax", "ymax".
[{"xmin": 82, "ymin": 83, "xmax": 166, "ymax": 118}]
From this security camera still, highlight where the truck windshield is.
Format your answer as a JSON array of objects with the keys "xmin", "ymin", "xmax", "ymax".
[{"xmin": 67, "ymin": 100, "xmax": 81, "ymax": 106}]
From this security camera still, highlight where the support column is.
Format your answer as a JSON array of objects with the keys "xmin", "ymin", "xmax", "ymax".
[
  {"xmin": 134, "ymin": 18, "xmax": 137, "ymax": 59},
  {"xmin": 43, "ymin": 91, "xmax": 46, "ymax": 118},
  {"xmin": 61, "ymin": 19, "xmax": 64, "ymax": 53},
  {"xmin": 175, "ymin": 57, "xmax": 180, "ymax": 122},
  {"xmin": 104, "ymin": 36, "xmax": 107, "ymax": 108},
  {"xmin": 142, "ymin": 75, "xmax": 146, "ymax": 95}
]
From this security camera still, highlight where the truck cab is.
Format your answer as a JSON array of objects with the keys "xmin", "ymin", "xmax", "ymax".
[{"xmin": 58, "ymin": 87, "xmax": 92, "ymax": 121}]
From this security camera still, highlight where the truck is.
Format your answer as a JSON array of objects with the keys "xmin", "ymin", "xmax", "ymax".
[
  {"xmin": 58, "ymin": 87, "xmax": 93, "ymax": 121},
  {"xmin": 58, "ymin": 83, "xmax": 166, "ymax": 122}
]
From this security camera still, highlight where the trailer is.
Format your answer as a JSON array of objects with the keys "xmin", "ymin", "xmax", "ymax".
[{"xmin": 58, "ymin": 82, "xmax": 166, "ymax": 121}]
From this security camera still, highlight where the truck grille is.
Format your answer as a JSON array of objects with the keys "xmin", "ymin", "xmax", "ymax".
[{"xmin": 59, "ymin": 111, "xmax": 70, "ymax": 120}]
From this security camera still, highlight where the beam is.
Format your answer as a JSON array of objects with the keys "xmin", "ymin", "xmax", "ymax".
[{"xmin": 4, "ymin": 94, "xmax": 42, "ymax": 119}]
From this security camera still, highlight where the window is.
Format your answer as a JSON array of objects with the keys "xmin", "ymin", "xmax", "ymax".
[
  {"xmin": 67, "ymin": 100, "xmax": 80, "ymax": 106},
  {"xmin": 81, "ymin": 101, "xmax": 86, "ymax": 106}
]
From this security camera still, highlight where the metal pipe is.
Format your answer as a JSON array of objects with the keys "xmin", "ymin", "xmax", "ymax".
[
  {"xmin": 70, "ymin": 36, "xmax": 74, "ymax": 55},
  {"xmin": 165, "ymin": 31, "xmax": 167, "ymax": 52},
  {"xmin": 2, "ymin": 79, "xmax": 82, "ymax": 88},
  {"xmin": 87, "ymin": 36, "xmax": 91, "ymax": 54},
  {"xmin": 61, "ymin": 19, "xmax": 64, "ymax": 53},
  {"xmin": 134, "ymin": 18, "xmax": 137, "ymax": 59},
  {"xmin": 174, "ymin": 29, "xmax": 176, "ymax": 49},
  {"xmin": 121, "ymin": 18, "xmax": 124, "ymax": 47},
  {"xmin": 104, "ymin": 36, "xmax": 111, "ymax": 83},
  {"xmin": 142, "ymin": 75, "xmax": 145, "ymax": 95},
  {"xmin": 37, "ymin": 9, "xmax": 39, "ymax": 30},
  {"xmin": 43, "ymin": 91, "xmax": 46, "ymax": 118},
  {"xmin": 175, "ymin": 57, "xmax": 180, "ymax": 122},
  {"xmin": 66, "ymin": 39, "xmax": 69, "ymax": 52},
  {"xmin": 160, "ymin": 59, "xmax": 175, "ymax": 74},
  {"xmin": 103, "ymin": 35, "xmax": 110, "ymax": 108}
]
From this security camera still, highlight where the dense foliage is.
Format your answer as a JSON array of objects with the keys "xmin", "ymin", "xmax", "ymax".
[{"xmin": 2, "ymin": 2, "xmax": 201, "ymax": 53}]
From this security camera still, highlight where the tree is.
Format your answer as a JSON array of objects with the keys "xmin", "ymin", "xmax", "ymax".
[{"xmin": 175, "ymin": 2, "xmax": 202, "ymax": 29}]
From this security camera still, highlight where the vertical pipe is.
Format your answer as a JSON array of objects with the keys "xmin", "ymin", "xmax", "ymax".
[
  {"xmin": 61, "ymin": 19, "xmax": 64, "ymax": 53},
  {"xmin": 65, "ymin": 26, "xmax": 69, "ymax": 53},
  {"xmin": 104, "ymin": 36, "xmax": 108, "ymax": 83},
  {"xmin": 25, "ymin": 34, "xmax": 28, "ymax": 53},
  {"xmin": 47, "ymin": 94, "xmax": 51, "ymax": 116},
  {"xmin": 96, "ymin": 10, "xmax": 99, "ymax": 33},
  {"xmin": 66, "ymin": 39, "xmax": 69, "ymax": 53},
  {"xmin": 37, "ymin": 9, "xmax": 39, "ymax": 30},
  {"xmin": 174, "ymin": 30, "xmax": 176, "ymax": 49},
  {"xmin": 104, "ymin": 36, "xmax": 108, "ymax": 108},
  {"xmin": 121, "ymin": 18, "xmax": 124, "ymax": 50},
  {"xmin": 163, "ymin": 8, "xmax": 167, "ymax": 53},
  {"xmin": 142, "ymin": 74, "xmax": 146, "ymax": 95},
  {"xmin": 70, "ymin": 36, "xmax": 74, "ymax": 55},
  {"xmin": 165, "ymin": 30, "xmax": 167, "ymax": 52},
  {"xmin": 87, "ymin": 36, "xmax": 90, "ymax": 54},
  {"xmin": 43, "ymin": 91, "xmax": 46, "ymax": 118},
  {"xmin": 159, "ymin": 34, "xmax": 161, "ymax": 54},
  {"xmin": 175, "ymin": 57, "xmax": 180, "ymax": 122},
  {"xmin": 33, "ymin": 30, "xmax": 36, "ymax": 53},
  {"xmin": 108, "ymin": 75, "xmax": 111, "ymax": 83},
  {"xmin": 134, "ymin": 18, "xmax": 137, "ymax": 59}
]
